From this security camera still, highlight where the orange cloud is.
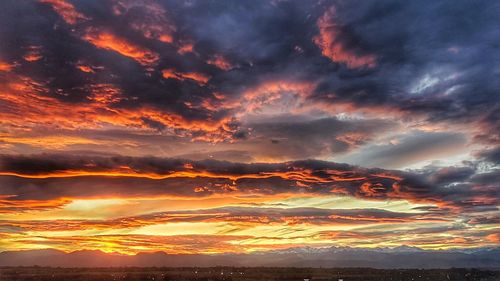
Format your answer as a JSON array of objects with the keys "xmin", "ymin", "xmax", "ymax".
[
  {"xmin": 76, "ymin": 63, "xmax": 94, "ymax": 73},
  {"xmin": 159, "ymin": 34, "xmax": 174, "ymax": 43},
  {"xmin": 0, "ymin": 62, "xmax": 14, "ymax": 72},
  {"xmin": 207, "ymin": 55, "xmax": 233, "ymax": 71},
  {"xmin": 0, "ymin": 75, "xmax": 233, "ymax": 142},
  {"xmin": 486, "ymin": 233, "xmax": 499, "ymax": 243},
  {"xmin": 112, "ymin": 0, "xmax": 176, "ymax": 44},
  {"xmin": 177, "ymin": 42, "xmax": 194, "ymax": 55},
  {"xmin": 23, "ymin": 46, "xmax": 43, "ymax": 62},
  {"xmin": 0, "ymin": 196, "xmax": 71, "ymax": 213},
  {"xmin": 2, "ymin": 153, "xmax": 478, "ymax": 210},
  {"xmin": 83, "ymin": 29, "xmax": 159, "ymax": 66},
  {"xmin": 314, "ymin": 6, "xmax": 376, "ymax": 69},
  {"xmin": 0, "ymin": 135, "xmax": 106, "ymax": 149},
  {"xmin": 162, "ymin": 69, "xmax": 211, "ymax": 85},
  {"xmin": 87, "ymin": 84, "xmax": 123, "ymax": 104},
  {"xmin": 0, "ymin": 233, "xmax": 254, "ymax": 255},
  {"xmin": 0, "ymin": 156, "xmax": 376, "ymax": 185},
  {"xmin": 39, "ymin": 0, "xmax": 88, "ymax": 25},
  {"xmin": 241, "ymin": 80, "xmax": 316, "ymax": 113},
  {"xmin": 0, "ymin": 206, "xmax": 443, "ymax": 233}
]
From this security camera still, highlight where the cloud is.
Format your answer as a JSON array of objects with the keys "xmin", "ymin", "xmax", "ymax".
[
  {"xmin": 0, "ymin": 154, "xmax": 497, "ymax": 212},
  {"xmin": 340, "ymin": 131, "xmax": 468, "ymax": 169},
  {"xmin": 162, "ymin": 68, "xmax": 211, "ymax": 85},
  {"xmin": 238, "ymin": 117, "xmax": 397, "ymax": 161},
  {"xmin": 112, "ymin": 0, "xmax": 176, "ymax": 43},
  {"xmin": 0, "ymin": 0, "xmax": 499, "ymax": 255},
  {"xmin": 0, "ymin": 71, "xmax": 236, "ymax": 142},
  {"xmin": 82, "ymin": 29, "xmax": 160, "ymax": 67},
  {"xmin": 207, "ymin": 54, "xmax": 233, "ymax": 71},
  {"xmin": 0, "ymin": 234, "xmax": 252, "ymax": 255},
  {"xmin": 429, "ymin": 166, "xmax": 476, "ymax": 186},
  {"xmin": 0, "ymin": 0, "xmax": 497, "ymax": 153},
  {"xmin": 313, "ymin": 6, "xmax": 376, "ymax": 69},
  {"xmin": 0, "ymin": 206, "xmax": 444, "ymax": 233},
  {"xmin": 477, "ymin": 146, "xmax": 500, "ymax": 165},
  {"xmin": 38, "ymin": 0, "xmax": 88, "ymax": 25}
]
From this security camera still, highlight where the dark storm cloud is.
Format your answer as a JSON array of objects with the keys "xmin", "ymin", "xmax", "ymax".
[
  {"xmin": 405, "ymin": 164, "xmax": 500, "ymax": 211},
  {"xmin": 0, "ymin": 1, "xmax": 496, "ymax": 173},
  {"xmin": 0, "ymin": 153, "xmax": 401, "ymax": 179},
  {"xmin": 429, "ymin": 166, "xmax": 476, "ymax": 186},
  {"xmin": 0, "ymin": 0, "xmax": 497, "ymax": 216},
  {"xmin": 1, "ymin": 0, "xmax": 498, "ymax": 149},
  {"xmin": 0, "ymin": 0, "xmax": 231, "ymax": 134},
  {"xmin": 477, "ymin": 147, "xmax": 500, "ymax": 165},
  {"xmin": 469, "ymin": 169, "xmax": 500, "ymax": 189},
  {"xmin": 0, "ymin": 154, "xmax": 498, "ymax": 211},
  {"xmin": 311, "ymin": 0, "xmax": 500, "ymax": 135}
]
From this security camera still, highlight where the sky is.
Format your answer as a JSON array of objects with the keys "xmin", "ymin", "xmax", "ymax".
[{"xmin": 0, "ymin": 0, "xmax": 498, "ymax": 255}]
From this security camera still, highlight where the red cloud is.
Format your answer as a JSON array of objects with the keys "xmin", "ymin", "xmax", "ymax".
[
  {"xmin": 83, "ymin": 29, "xmax": 159, "ymax": 67},
  {"xmin": 207, "ymin": 55, "xmax": 234, "ymax": 71},
  {"xmin": 112, "ymin": 0, "xmax": 176, "ymax": 44},
  {"xmin": 162, "ymin": 69, "xmax": 211, "ymax": 85},
  {"xmin": 39, "ymin": 0, "xmax": 88, "ymax": 25},
  {"xmin": 314, "ymin": 6, "xmax": 376, "ymax": 69}
]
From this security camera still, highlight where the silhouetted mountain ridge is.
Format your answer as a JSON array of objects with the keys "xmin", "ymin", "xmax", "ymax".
[{"xmin": 1, "ymin": 247, "xmax": 498, "ymax": 268}]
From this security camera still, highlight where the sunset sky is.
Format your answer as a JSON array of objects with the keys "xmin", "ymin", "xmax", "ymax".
[{"xmin": 0, "ymin": 0, "xmax": 498, "ymax": 255}]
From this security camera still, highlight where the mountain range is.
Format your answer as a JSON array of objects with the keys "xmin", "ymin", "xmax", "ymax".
[{"xmin": 1, "ymin": 247, "xmax": 498, "ymax": 268}]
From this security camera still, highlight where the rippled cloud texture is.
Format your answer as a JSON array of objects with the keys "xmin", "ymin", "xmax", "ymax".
[{"xmin": 0, "ymin": 0, "xmax": 498, "ymax": 254}]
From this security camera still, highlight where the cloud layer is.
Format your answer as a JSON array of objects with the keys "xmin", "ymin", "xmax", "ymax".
[{"xmin": 0, "ymin": 0, "xmax": 498, "ymax": 254}]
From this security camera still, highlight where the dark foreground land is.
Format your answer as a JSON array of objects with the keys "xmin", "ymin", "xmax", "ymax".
[{"xmin": 0, "ymin": 267, "xmax": 498, "ymax": 281}]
